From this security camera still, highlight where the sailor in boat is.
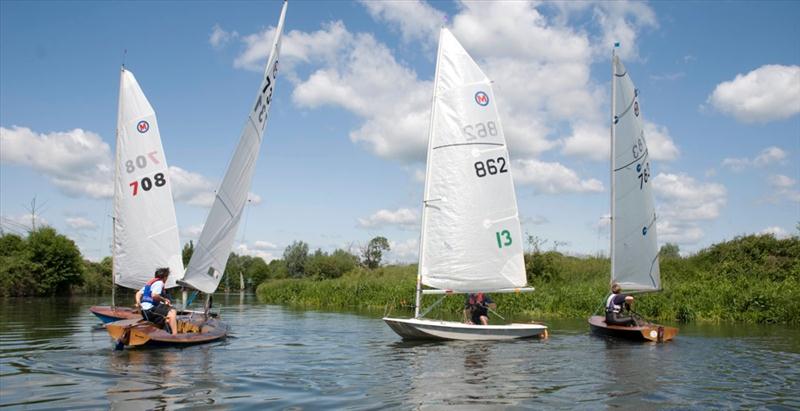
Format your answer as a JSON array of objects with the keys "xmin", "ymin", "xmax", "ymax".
[
  {"xmin": 463, "ymin": 293, "xmax": 496, "ymax": 325},
  {"xmin": 605, "ymin": 283, "xmax": 636, "ymax": 326},
  {"xmin": 134, "ymin": 267, "xmax": 178, "ymax": 335}
]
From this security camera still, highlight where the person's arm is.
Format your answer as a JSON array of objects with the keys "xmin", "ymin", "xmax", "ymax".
[
  {"xmin": 135, "ymin": 290, "xmax": 142, "ymax": 307},
  {"xmin": 485, "ymin": 296, "xmax": 496, "ymax": 310},
  {"xmin": 463, "ymin": 308, "xmax": 470, "ymax": 323},
  {"xmin": 151, "ymin": 282, "xmax": 171, "ymax": 305}
]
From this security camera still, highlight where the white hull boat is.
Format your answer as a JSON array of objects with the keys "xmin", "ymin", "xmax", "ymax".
[{"xmin": 383, "ymin": 317, "xmax": 547, "ymax": 341}]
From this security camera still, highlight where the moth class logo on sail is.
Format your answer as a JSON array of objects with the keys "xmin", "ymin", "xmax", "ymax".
[
  {"xmin": 474, "ymin": 91, "xmax": 489, "ymax": 106},
  {"xmin": 137, "ymin": 120, "xmax": 150, "ymax": 134}
]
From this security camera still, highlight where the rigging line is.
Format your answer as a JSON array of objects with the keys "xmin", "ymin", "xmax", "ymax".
[
  {"xmin": 614, "ymin": 149, "xmax": 649, "ymax": 172},
  {"xmin": 432, "ymin": 142, "xmax": 504, "ymax": 150},
  {"xmin": 648, "ymin": 252, "xmax": 659, "ymax": 288}
]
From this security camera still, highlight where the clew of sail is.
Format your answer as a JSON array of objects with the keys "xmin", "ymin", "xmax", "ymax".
[
  {"xmin": 113, "ymin": 68, "xmax": 184, "ymax": 290},
  {"xmin": 182, "ymin": 1, "xmax": 287, "ymax": 294},
  {"xmin": 419, "ymin": 28, "xmax": 526, "ymax": 293},
  {"xmin": 611, "ymin": 55, "xmax": 660, "ymax": 292}
]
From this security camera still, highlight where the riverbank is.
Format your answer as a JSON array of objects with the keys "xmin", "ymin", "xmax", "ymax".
[{"xmin": 257, "ymin": 235, "xmax": 800, "ymax": 324}]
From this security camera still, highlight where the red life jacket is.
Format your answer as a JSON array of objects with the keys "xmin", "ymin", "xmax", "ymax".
[{"xmin": 468, "ymin": 293, "xmax": 485, "ymax": 307}]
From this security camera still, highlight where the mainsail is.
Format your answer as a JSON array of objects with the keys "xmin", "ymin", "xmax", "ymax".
[
  {"xmin": 182, "ymin": 0, "xmax": 287, "ymax": 294},
  {"xmin": 610, "ymin": 53, "xmax": 661, "ymax": 292},
  {"xmin": 418, "ymin": 28, "xmax": 526, "ymax": 293},
  {"xmin": 113, "ymin": 68, "xmax": 184, "ymax": 290}
]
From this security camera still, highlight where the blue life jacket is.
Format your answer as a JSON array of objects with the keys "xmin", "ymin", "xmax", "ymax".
[
  {"xmin": 606, "ymin": 293, "xmax": 625, "ymax": 313},
  {"xmin": 141, "ymin": 278, "xmax": 163, "ymax": 307}
]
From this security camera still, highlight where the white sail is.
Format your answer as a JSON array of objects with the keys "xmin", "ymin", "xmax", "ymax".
[
  {"xmin": 182, "ymin": 0, "xmax": 287, "ymax": 294},
  {"xmin": 113, "ymin": 68, "xmax": 184, "ymax": 290},
  {"xmin": 611, "ymin": 54, "xmax": 660, "ymax": 292},
  {"xmin": 418, "ymin": 28, "xmax": 526, "ymax": 292}
]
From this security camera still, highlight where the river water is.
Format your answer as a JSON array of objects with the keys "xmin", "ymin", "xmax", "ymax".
[{"xmin": 1, "ymin": 294, "xmax": 798, "ymax": 410}]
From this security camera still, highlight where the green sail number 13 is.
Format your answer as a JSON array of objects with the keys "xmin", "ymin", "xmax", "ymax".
[{"xmin": 495, "ymin": 230, "xmax": 512, "ymax": 248}]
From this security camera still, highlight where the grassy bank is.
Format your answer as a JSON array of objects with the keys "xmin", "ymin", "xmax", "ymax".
[{"xmin": 257, "ymin": 235, "xmax": 800, "ymax": 324}]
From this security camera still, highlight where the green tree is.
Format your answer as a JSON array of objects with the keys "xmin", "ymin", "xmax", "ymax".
[
  {"xmin": 362, "ymin": 236, "xmax": 390, "ymax": 269},
  {"xmin": 283, "ymin": 241, "xmax": 309, "ymax": 278},
  {"xmin": 0, "ymin": 233, "xmax": 35, "ymax": 296},
  {"xmin": 82, "ymin": 256, "xmax": 113, "ymax": 294},
  {"xmin": 660, "ymin": 243, "xmax": 681, "ymax": 259},
  {"xmin": 182, "ymin": 240, "xmax": 194, "ymax": 266},
  {"xmin": 26, "ymin": 227, "xmax": 85, "ymax": 295}
]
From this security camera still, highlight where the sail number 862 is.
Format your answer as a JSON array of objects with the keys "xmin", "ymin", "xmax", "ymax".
[
  {"xmin": 474, "ymin": 157, "xmax": 508, "ymax": 178},
  {"xmin": 463, "ymin": 121, "xmax": 498, "ymax": 141}
]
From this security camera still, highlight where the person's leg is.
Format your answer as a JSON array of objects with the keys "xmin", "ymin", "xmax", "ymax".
[
  {"xmin": 480, "ymin": 315, "xmax": 489, "ymax": 325},
  {"xmin": 167, "ymin": 309, "xmax": 177, "ymax": 335}
]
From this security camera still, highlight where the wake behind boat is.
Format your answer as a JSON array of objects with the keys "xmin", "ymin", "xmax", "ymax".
[{"xmin": 383, "ymin": 28, "xmax": 547, "ymax": 341}]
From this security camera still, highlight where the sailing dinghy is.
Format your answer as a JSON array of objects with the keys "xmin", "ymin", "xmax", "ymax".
[
  {"xmin": 107, "ymin": 0, "xmax": 287, "ymax": 347},
  {"xmin": 89, "ymin": 67, "xmax": 185, "ymax": 324},
  {"xmin": 588, "ymin": 48, "xmax": 678, "ymax": 343},
  {"xmin": 383, "ymin": 28, "xmax": 547, "ymax": 341}
]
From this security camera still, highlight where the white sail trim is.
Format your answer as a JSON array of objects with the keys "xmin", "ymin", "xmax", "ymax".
[
  {"xmin": 611, "ymin": 55, "xmax": 661, "ymax": 292},
  {"xmin": 419, "ymin": 28, "xmax": 526, "ymax": 293},
  {"xmin": 113, "ymin": 69, "xmax": 184, "ymax": 290},
  {"xmin": 182, "ymin": 1, "xmax": 287, "ymax": 294}
]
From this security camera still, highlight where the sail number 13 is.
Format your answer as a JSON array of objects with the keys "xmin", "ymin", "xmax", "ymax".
[{"xmin": 496, "ymin": 230, "xmax": 513, "ymax": 248}]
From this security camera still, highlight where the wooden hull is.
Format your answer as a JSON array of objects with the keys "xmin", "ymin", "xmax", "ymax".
[
  {"xmin": 588, "ymin": 315, "xmax": 678, "ymax": 342},
  {"xmin": 384, "ymin": 317, "xmax": 548, "ymax": 341},
  {"xmin": 105, "ymin": 314, "xmax": 228, "ymax": 348},
  {"xmin": 88, "ymin": 306, "xmax": 140, "ymax": 324}
]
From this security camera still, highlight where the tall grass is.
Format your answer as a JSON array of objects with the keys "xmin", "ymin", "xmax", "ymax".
[{"xmin": 257, "ymin": 235, "xmax": 800, "ymax": 324}]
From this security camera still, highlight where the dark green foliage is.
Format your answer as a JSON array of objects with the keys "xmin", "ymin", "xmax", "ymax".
[
  {"xmin": 306, "ymin": 249, "xmax": 359, "ymax": 279},
  {"xmin": 0, "ymin": 228, "xmax": 85, "ymax": 296},
  {"xmin": 81, "ymin": 257, "xmax": 112, "ymax": 294},
  {"xmin": 182, "ymin": 241, "xmax": 194, "ymax": 267},
  {"xmin": 283, "ymin": 241, "xmax": 309, "ymax": 278},
  {"xmin": 362, "ymin": 236, "xmax": 390, "ymax": 269}
]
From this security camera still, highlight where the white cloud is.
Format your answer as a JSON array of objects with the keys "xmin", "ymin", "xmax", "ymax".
[
  {"xmin": 644, "ymin": 121, "xmax": 679, "ymax": 161},
  {"xmin": 387, "ymin": 238, "xmax": 419, "ymax": 263},
  {"xmin": 180, "ymin": 224, "xmax": 203, "ymax": 239},
  {"xmin": 651, "ymin": 172, "xmax": 727, "ymax": 246},
  {"xmin": 65, "ymin": 217, "xmax": 97, "ymax": 231},
  {"xmin": 766, "ymin": 174, "xmax": 800, "ymax": 203},
  {"xmin": 707, "ymin": 64, "xmax": 800, "ymax": 123},
  {"xmin": 0, "ymin": 126, "xmax": 113, "ymax": 199},
  {"xmin": 210, "ymin": 24, "xmax": 238, "ymax": 49},
  {"xmin": 358, "ymin": 0, "xmax": 444, "ymax": 48},
  {"xmin": 653, "ymin": 173, "xmax": 727, "ymax": 221},
  {"xmin": 560, "ymin": 123, "xmax": 608, "ymax": 161},
  {"xmin": 722, "ymin": 146, "xmax": 788, "ymax": 171},
  {"xmin": 358, "ymin": 208, "xmax": 419, "ymax": 229},
  {"xmin": 253, "ymin": 240, "xmax": 278, "ymax": 250},
  {"xmin": 235, "ymin": 242, "xmax": 277, "ymax": 262},
  {"xmin": 513, "ymin": 159, "xmax": 604, "ymax": 194},
  {"xmin": 0, "ymin": 213, "xmax": 49, "ymax": 234},
  {"xmin": 759, "ymin": 226, "xmax": 790, "ymax": 239}
]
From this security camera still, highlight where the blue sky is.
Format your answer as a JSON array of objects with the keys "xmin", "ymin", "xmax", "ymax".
[{"xmin": 1, "ymin": 0, "xmax": 798, "ymax": 262}]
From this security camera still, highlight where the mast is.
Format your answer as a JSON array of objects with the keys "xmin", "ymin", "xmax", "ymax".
[
  {"xmin": 415, "ymin": 27, "xmax": 445, "ymax": 318},
  {"xmin": 609, "ymin": 46, "xmax": 617, "ymax": 290}
]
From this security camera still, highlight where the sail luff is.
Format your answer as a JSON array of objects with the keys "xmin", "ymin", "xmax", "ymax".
[
  {"xmin": 182, "ymin": 1, "xmax": 286, "ymax": 294},
  {"xmin": 415, "ymin": 27, "xmax": 446, "ymax": 318},
  {"xmin": 609, "ymin": 50, "xmax": 617, "ymax": 290}
]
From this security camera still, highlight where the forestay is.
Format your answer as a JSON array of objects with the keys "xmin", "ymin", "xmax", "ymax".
[
  {"xmin": 419, "ymin": 28, "xmax": 526, "ymax": 292},
  {"xmin": 611, "ymin": 55, "xmax": 661, "ymax": 292},
  {"xmin": 113, "ymin": 68, "xmax": 184, "ymax": 290},
  {"xmin": 182, "ymin": 1, "xmax": 287, "ymax": 294}
]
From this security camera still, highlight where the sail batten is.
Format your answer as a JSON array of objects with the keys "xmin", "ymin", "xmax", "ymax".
[
  {"xmin": 418, "ymin": 28, "xmax": 526, "ymax": 293},
  {"xmin": 113, "ymin": 68, "xmax": 184, "ymax": 290},
  {"xmin": 610, "ymin": 54, "xmax": 661, "ymax": 292},
  {"xmin": 182, "ymin": 1, "xmax": 287, "ymax": 294}
]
